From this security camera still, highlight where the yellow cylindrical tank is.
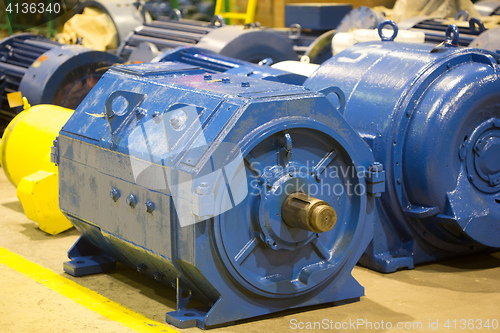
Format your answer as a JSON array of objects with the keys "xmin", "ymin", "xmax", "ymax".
[{"xmin": 0, "ymin": 99, "xmax": 74, "ymax": 235}]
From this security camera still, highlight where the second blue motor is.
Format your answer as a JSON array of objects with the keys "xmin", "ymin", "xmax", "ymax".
[{"xmin": 305, "ymin": 23, "xmax": 500, "ymax": 272}]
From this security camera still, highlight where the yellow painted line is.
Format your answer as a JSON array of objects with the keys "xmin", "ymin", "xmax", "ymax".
[{"xmin": 0, "ymin": 246, "xmax": 180, "ymax": 333}]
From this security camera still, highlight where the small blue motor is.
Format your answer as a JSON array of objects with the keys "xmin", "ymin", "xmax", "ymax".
[
  {"xmin": 58, "ymin": 61, "xmax": 383, "ymax": 328},
  {"xmin": 305, "ymin": 22, "xmax": 500, "ymax": 272}
]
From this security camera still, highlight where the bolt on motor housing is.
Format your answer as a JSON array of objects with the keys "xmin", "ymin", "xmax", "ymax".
[
  {"xmin": 57, "ymin": 61, "xmax": 383, "ymax": 328},
  {"xmin": 305, "ymin": 23, "xmax": 500, "ymax": 273}
]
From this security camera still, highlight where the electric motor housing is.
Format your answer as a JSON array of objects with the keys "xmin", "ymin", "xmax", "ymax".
[
  {"xmin": 57, "ymin": 61, "xmax": 383, "ymax": 328},
  {"xmin": 0, "ymin": 33, "xmax": 119, "ymax": 132},
  {"xmin": 304, "ymin": 24, "xmax": 500, "ymax": 273},
  {"xmin": 117, "ymin": 15, "xmax": 297, "ymax": 64},
  {"xmin": 154, "ymin": 46, "xmax": 308, "ymax": 85}
]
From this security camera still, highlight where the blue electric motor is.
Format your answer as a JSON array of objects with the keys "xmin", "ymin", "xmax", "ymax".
[
  {"xmin": 56, "ymin": 61, "xmax": 384, "ymax": 328},
  {"xmin": 305, "ymin": 23, "xmax": 500, "ymax": 273},
  {"xmin": 0, "ymin": 33, "xmax": 119, "ymax": 131},
  {"xmin": 154, "ymin": 46, "xmax": 308, "ymax": 85}
]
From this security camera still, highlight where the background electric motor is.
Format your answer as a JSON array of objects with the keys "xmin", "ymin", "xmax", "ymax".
[
  {"xmin": 304, "ymin": 23, "xmax": 500, "ymax": 273},
  {"xmin": 117, "ymin": 14, "xmax": 297, "ymax": 63},
  {"xmin": 74, "ymin": 0, "xmax": 151, "ymax": 47},
  {"xmin": 153, "ymin": 46, "xmax": 309, "ymax": 85},
  {"xmin": 0, "ymin": 33, "xmax": 119, "ymax": 133},
  {"xmin": 56, "ymin": 61, "xmax": 384, "ymax": 328}
]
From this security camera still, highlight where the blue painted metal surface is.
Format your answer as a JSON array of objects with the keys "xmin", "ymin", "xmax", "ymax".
[
  {"xmin": 0, "ymin": 33, "xmax": 119, "ymax": 131},
  {"xmin": 58, "ymin": 61, "xmax": 382, "ymax": 328},
  {"xmin": 304, "ymin": 24, "xmax": 500, "ymax": 273},
  {"xmin": 154, "ymin": 46, "xmax": 307, "ymax": 85}
]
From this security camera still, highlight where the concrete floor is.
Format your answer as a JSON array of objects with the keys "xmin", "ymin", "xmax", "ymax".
[{"xmin": 1, "ymin": 169, "xmax": 499, "ymax": 333}]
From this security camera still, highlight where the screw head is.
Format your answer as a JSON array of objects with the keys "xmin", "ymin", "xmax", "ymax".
[
  {"xmin": 145, "ymin": 200, "xmax": 155, "ymax": 213},
  {"xmin": 126, "ymin": 194, "xmax": 137, "ymax": 207},
  {"xmin": 110, "ymin": 188, "xmax": 120, "ymax": 201}
]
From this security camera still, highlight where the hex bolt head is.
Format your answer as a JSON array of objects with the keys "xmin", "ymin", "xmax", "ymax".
[
  {"xmin": 145, "ymin": 200, "xmax": 155, "ymax": 213},
  {"xmin": 110, "ymin": 188, "xmax": 120, "ymax": 202},
  {"xmin": 241, "ymin": 81, "xmax": 250, "ymax": 87},
  {"xmin": 195, "ymin": 182, "xmax": 209, "ymax": 195},
  {"xmin": 265, "ymin": 238, "xmax": 277, "ymax": 249},
  {"xmin": 126, "ymin": 194, "xmax": 138, "ymax": 208},
  {"xmin": 369, "ymin": 162, "xmax": 384, "ymax": 172}
]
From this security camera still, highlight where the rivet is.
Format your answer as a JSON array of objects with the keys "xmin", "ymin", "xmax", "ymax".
[
  {"xmin": 126, "ymin": 194, "xmax": 138, "ymax": 207},
  {"xmin": 146, "ymin": 200, "xmax": 155, "ymax": 213},
  {"xmin": 110, "ymin": 188, "xmax": 120, "ymax": 201}
]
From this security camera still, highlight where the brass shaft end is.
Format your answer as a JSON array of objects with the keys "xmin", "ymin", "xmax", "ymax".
[{"xmin": 282, "ymin": 192, "xmax": 337, "ymax": 233}]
